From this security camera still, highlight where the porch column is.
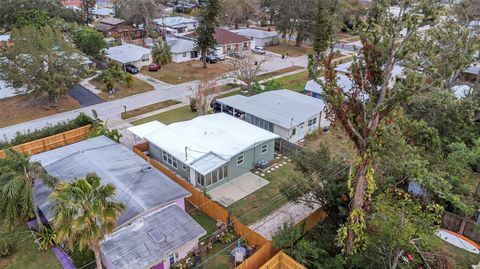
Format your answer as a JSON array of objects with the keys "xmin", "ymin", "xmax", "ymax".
[{"xmin": 189, "ymin": 169, "xmax": 196, "ymax": 185}]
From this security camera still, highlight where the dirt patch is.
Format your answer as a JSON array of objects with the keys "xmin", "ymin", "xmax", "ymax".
[
  {"xmin": 142, "ymin": 60, "xmax": 234, "ymax": 84},
  {"xmin": 303, "ymin": 125, "xmax": 356, "ymax": 161},
  {"xmin": 0, "ymin": 94, "xmax": 80, "ymax": 128}
]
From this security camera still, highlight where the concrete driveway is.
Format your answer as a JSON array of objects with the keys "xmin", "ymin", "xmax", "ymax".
[
  {"xmin": 209, "ymin": 172, "xmax": 269, "ymax": 207},
  {"xmin": 68, "ymin": 84, "xmax": 104, "ymax": 107}
]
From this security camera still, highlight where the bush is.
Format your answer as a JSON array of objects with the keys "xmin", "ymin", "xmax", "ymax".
[
  {"xmin": 34, "ymin": 226, "xmax": 57, "ymax": 250},
  {"xmin": 0, "ymin": 113, "xmax": 95, "ymax": 150},
  {"xmin": 70, "ymin": 245, "xmax": 95, "ymax": 269},
  {"xmin": 0, "ymin": 239, "xmax": 12, "ymax": 258}
]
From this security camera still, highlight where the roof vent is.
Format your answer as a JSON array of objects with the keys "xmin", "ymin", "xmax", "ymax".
[{"xmin": 148, "ymin": 229, "xmax": 166, "ymax": 243}]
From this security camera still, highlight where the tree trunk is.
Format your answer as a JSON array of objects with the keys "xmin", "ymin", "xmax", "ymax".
[
  {"xmin": 295, "ymin": 35, "xmax": 302, "ymax": 47},
  {"xmin": 391, "ymin": 249, "xmax": 404, "ymax": 269},
  {"xmin": 202, "ymin": 49, "xmax": 207, "ymax": 69},
  {"xmin": 458, "ymin": 217, "xmax": 467, "ymax": 235},
  {"xmin": 32, "ymin": 194, "xmax": 44, "ymax": 230},
  {"xmin": 92, "ymin": 244, "xmax": 103, "ymax": 269},
  {"xmin": 345, "ymin": 159, "xmax": 369, "ymax": 254}
]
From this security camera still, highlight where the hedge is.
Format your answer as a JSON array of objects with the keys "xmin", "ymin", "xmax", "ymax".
[{"xmin": 0, "ymin": 113, "xmax": 96, "ymax": 150}]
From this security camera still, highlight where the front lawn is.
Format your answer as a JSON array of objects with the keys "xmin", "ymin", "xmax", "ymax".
[
  {"xmin": 0, "ymin": 225, "xmax": 62, "ymax": 269},
  {"xmin": 269, "ymin": 70, "xmax": 309, "ymax": 92},
  {"xmin": 131, "ymin": 105, "xmax": 196, "ymax": 125},
  {"xmin": 141, "ymin": 61, "xmax": 233, "ymax": 84},
  {"xmin": 256, "ymin": 66, "xmax": 305, "ymax": 81},
  {"xmin": 0, "ymin": 94, "xmax": 80, "ymax": 128},
  {"xmin": 120, "ymin": 99, "xmax": 181, "ymax": 120},
  {"xmin": 91, "ymin": 77, "xmax": 154, "ymax": 100},
  {"xmin": 228, "ymin": 161, "xmax": 300, "ymax": 225},
  {"xmin": 266, "ymin": 43, "xmax": 312, "ymax": 57}
]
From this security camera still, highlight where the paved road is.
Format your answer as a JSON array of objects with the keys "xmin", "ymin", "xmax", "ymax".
[
  {"xmin": 0, "ymin": 54, "xmax": 308, "ymax": 140},
  {"xmin": 68, "ymin": 84, "xmax": 104, "ymax": 107}
]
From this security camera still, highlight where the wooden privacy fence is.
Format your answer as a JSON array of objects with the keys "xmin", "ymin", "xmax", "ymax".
[
  {"xmin": 275, "ymin": 138, "xmax": 302, "ymax": 155},
  {"xmin": 0, "ymin": 125, "xmax": 92, "ymax": 158},
  {"xmin": 133, "ymin": 142, "xmax": 327, "ymax": 269},
  {"xmin": 441, "ymin": 211, "xmax": 480, "ymax": 244},
  {"xmin": 259, "ymin": 251, "xmax": 306, "ymax": 269}
]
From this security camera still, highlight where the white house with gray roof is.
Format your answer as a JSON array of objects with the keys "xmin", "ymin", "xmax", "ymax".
[
  {"xmin": 217, "ymin": 90, "xmax": 330, "ymax": 143},
  {"xmin": 105, "ymin": 44, "xmax": 152, "ymax": 68},
  {"xmin": 231, "ymin": 28, "xmax": 279, "ymax": 47},
  {"xmin": 166, "ymin": 36, "xmax": 199, "ymax": 62},
  {"xmin": 154, "ymin": 16, "xmax": 198, "ymax": 34},
  {"xmin": 31, "ymin": 136, "xmax": 205, "ymax": 269}
]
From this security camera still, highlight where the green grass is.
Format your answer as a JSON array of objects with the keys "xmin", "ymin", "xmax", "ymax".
[
  {"xmin": 272, "ymin": 70, "xmax": 309, "ymax": 93},
  {"xmin": 91, "ymin": 77, "xmax": 155, "ymax": 100},
  {"xmin": 120, "ymin": 99, "xmax": 181, "ymax": 120},
  {"xmin": 131, "ymin": 105, "xmax": 196, "ymax": 125},
  {"xmin": 441, "ymin": 241, "xmax": 479, "ymax": 268},
  {"xmin": 200, "ymin": 241, "xmax": 236, "ymax": 269},
  {"xmin": 266, "ymin": 43, "xmax": 312, "ymax": 57},
  {"xmin": 228, "ymin": 161, "xmax": 300, "ymax": 225},
  {"xmin": 0, "ymin": 225, "xmax": 62, "ymax": 269},
  {"xmin": 186, "ymin": 202, "xmax": 217, "ymax": 237},
  {"xmin": 256, "ymin": 66, "xmax": 304, "ymax": 81}
]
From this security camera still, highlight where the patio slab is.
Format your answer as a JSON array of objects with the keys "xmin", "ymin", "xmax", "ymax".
[{"xmin": 209, "ymin": 172, "xmax": 269, "ymax": 207}]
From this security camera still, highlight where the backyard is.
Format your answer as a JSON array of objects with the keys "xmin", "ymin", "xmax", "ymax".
[
  {"xmin": 0, "ymin": 94, "xmax": 80, "ymax": 128},
  {"xmin": 0, "ymin": 225, "xmax": 62, "ymax": 269},
  {"xmin": 266, "ymin": 42, "xmax": 312, "ymax": 57},
  {"xmin": 141, "ymin": 61, "xmax": 233, "ymax": 84},
  {"xmin": 90, "ymin": 77, "xmax": 154, "ymax": 100},
  {"xmin": 228, "ymin": 160, "xmax": 300, "ymax": 225}
]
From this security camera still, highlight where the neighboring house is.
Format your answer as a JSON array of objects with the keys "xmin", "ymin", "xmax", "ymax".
[
  {"xmin": 334, "ymin": 61, "xmax": 405, "ymax": 87},
  {"xmin": 130, "ymin": 114, "xmax": 279, "ymax": 189},
  {"xmin": 186, "ymin": 28, "xmax": 253, "ymax": 54},
  {"xmin": 105, "ymin": 44, "xmax": 152, "ymax": 68},
  {"xmin": 93, "ymin": 18, "xmax": 145, "ymax": 39},
  {"xmin": 61, "ymin": 0, "xmax": 83, "ymax": 9},
  {"xmin": 166, "ymin": 36, "xmax": 199, "ymax": 62},
  {"xmin": 461, "ymin": 65, "xmax": 480, "ymax": 83},
  {"xmin": 91, "ymin": 7, "xmax": 114, "ymax": 20},
  {"xmin": 0, "ymin": 34, "xmax": 13, "ymax": 49},
  {"xmin": 154, "ymin": 16, "xmax": 198, "ymax": 34},
  {"xmin": 0, "ymin": 80, "xmax": 18, "ymax": 100},
  {"xmin": 216, "ymin": 90, "xmax": 330, "ymax": 143},
  {"xmin": 31, "ymin": 136, "xmax": 206, "ymax": 269},
  {"xmin": 304, "ymin": 75, "xmax": 353, "ymax": 99},
  {"xmin": 231, "ymin": 28, "xmax": 279, "ymax": 47}
]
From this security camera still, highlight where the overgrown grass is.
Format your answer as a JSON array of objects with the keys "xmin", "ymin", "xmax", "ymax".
[
  {"xmin": 0, "ymin": 225, "xmax": 62, "ymax": 269},
  {"xmin": 200, "ymin": 241, "xmax": 236, "ymax": 269},
  {"xmin": 120, "ymin": 99, "xmax": 181, "ymax": 120},
  {"xmin": 441, "ymin": 241, "xmax": 479, "ymax": 268},
  {"xmin": 228, "ymin": 161, "xmax": 300, "ymax": 225},
  {"xmin": 131, "ymin": 105, "xmax": 196, "ymax": 125}
]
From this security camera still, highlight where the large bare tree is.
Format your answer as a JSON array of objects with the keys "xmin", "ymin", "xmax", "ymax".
[
  {"xmin": 230, "ymin": 53, "xmax": 266, "ymax": 93},
  {"xmin": 189, "ymin": 79, "xmax": 220, "ymax": 115}
]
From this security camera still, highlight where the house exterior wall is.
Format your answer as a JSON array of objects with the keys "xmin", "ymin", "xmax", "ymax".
[
  {"xmin": 221, "ymin": 41, "xmax": 253, "ymax": 53},
  {"xmin": 149, "ymin": 144, "xmax": 190, "ymax": 181},
  {"xmin": 252, "ymin": 36, "xmax": 278, "ymax": 47},
  {"xmin": 171, "ymin": 52, "xmax": 199, "ymax": 63},
  {"xmin": 304, "ymin": 89, "xmax": 325, "ymax": 100},
  {"xmin": 127, "ymin": 53, "xmax": 152, "ymax": 68},
  {"xmin": 158, "ymin": 238, "xmax": 200, "ymax": 269},
  {"xmin": 272, "ymin": 114, "xmax": 324, "ymax": 143}
]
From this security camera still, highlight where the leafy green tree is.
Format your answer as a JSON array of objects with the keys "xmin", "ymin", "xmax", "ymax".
[
  {"xmin": 73, "ymin": 27, "xmax": 107, "ymax": 59},
  {"xmin": 50, "ymin": 174, "xmax": 124, "ymax": 269},
  {"xmin": 15, "ymin": 9, "xmax": 51, "ymax": 28},
  {"xmin": 0, "ymin": 25, "xmax": 86, "ymax": 103},
  {"xmin": 309, "ymin": 1, "xmax": 334, "ymax": 78},
  {"xmin": 98, "ymin": 62, "xmax": 126, "ymax": 93},
  {"xmin": 114, "ymin": 0, "xmax": 161, "ymax": 28},
  {"xmin": 196, "ymin": 0, "xmax": 221, "ymax": 68},
  {"xmin": 0, "ymin": 150, "xmax": 57, "ymax": 229},
  {"xmin": 151, "ymin": 38, "xmax": 172, "ymax": 66}
]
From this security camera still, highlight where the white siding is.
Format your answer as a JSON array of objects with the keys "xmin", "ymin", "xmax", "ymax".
[{"xmin": 171, "ymin": 52, "xmax": 199, "ymax": 63}]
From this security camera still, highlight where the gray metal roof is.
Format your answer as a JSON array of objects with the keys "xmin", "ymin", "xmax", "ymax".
[
  {"xmin": 166, "ymin": 36, "xmax": 196, "ymax": 54},
  {"xmin": 31, "ymin": 136, "xmax": 190, "ymax": 227},
  {"xmin": 217, "ymin": 90, "xmax": 326, "ymax": 129},
  {"xmin": 101, "ymin": 204, "xmax": 206, "ymax": 269},
  {"xmin": 231, "ymin": 28, "xmax": 278, "ymax": 39},
  {"xmin": 105, "ymin": 44, "xmax": 151, "ymax": 64}
]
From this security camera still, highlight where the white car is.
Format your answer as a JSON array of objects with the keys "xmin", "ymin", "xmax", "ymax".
[{"xmin": 251, "ymin": 46, "xmax": 266, "ymax": 54}]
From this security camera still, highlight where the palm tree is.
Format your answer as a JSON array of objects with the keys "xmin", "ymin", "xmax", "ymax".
[
  {"xmin": 98, "ymin": 62, "xmax": 126, "ymax": 93},
  {"xmin": 49, "ymin": 174, "xmax": 124, "ymax": 269},
  {"xmin": 151, "ymin": 38, "xmax": 172, "ymax": 68},
  {"xmin": 0, "ymin": 150, "xmax": 57, "ymax": 229},
  {"xmin": 124, "ymin": 73, "xmax": 133, "ymax": 88}
]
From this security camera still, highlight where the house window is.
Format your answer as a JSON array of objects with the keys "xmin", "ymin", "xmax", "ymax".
[
  {"xmin": 292, "ymin": 128, "xmax": 296, "ymax": 136},
  {"xmin": 182, "ymin": 52, "xmax": 187, "ymax": 57},
  {"xmin": 169, "ymin": 254, "xmax": 175, "ymax": 265},
  {"xmin": 243, "ymin": 42, "xmax": 249, "ymax": 48},
  {"xmin": 162, "ymin": 150, "xmax": 177, "ymax": 169},
  {"xmin": 261, "ymin": 144, "xmax": 268, "ymax": 154},
  {"xmin": 141, "ymin": 55, "xmax": 150, "ymax": 62},
  {"xmin": 226, "ymin": 45, "xmax": 232, "ymax": 50},
  {"xmin": 196, "ymin": 165, "xmax": 228, "ymax": 187},
  {"xmin": 193, "ymin": 23, "xmax": 197, "ymax": 27},
  {"xmin": 237, "ymin": 154, "xmax": 244, "ymax": 165},
  {"xmin": 308, "ymin": 117, "xmax": 317, "ymax": 127}
]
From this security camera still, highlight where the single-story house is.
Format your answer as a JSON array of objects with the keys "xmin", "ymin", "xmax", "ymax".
[
  {"xmin": 154, "ymin": 16, "xmax": 198, "ymax": 34},
  {"xmin": 31, "ymin": 136, "xmax": 206, "ymax": 269},
  {"xmin": 186, "ymin": 28, "xmax": 253, "ymax": 54},
  {"xmin": 334, "ymin": 61, "xmax": 405, "ymax": 87},
  {"xmin": 462, "ymin": 65, "xmax": 480, "ymax": 83},
  {"xmin": 231, "ymin": 28, "xmax": 279, "ymax": 47},
  {"xmin": 131, "ymin": 114, "xmax": 279, "ymax": 189},
  {"xmin": 216, "ymin": 90, "xmax": 330, "ymax": 143},
  {"xmin": 91, "ymin": 7, "xmax": 114, "ymax": 20},
  {"xmin": 0, "ymin": 80, "xmax": 18, "ymax": 99},
  {"xmin": 105, "ymin": 44, "xmax": 152, "ymax": 68},
  {"xmin": 61, "ymin": 0, "xmax": 83, "ymax": 9},
  {"xmin": 0, "ymin": 34, "xmax": 13, "ymax": 49},
  {"xmin": 304, "ymin": 75, "xmax": 353, "ymax": 99},
  {"xmin": 93, "ymin": 18, "xmax": 145, "ymax": 39},
  {"xmin": 166, "ymin": 36, "xmax": 199, "ymax": 62}
]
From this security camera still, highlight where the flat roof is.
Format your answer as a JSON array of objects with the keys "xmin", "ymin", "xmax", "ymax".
[
  {"xmin": 154, "ymin": 16, "xmax": 198, "ymax": 27},
  {"xmin": 31, "ymin": 136, "xmax": 190, "ymax": 227},
  {"xmin": 166, "ymin": 36, "xmax": 196, "ymax": 54},
  {"xmin": 0, "ymin": 34, "xmax": 10, "ymax": 42},
  {"xmin": 217, "ymin": 90, "xmax": 325, "ymax": 129},
  {"xmin": 105, "ymin": 44, "xmax": 151, "ymax": 64},
  {"xmin": 305, "ymin": 75, "xmax": 353, "ymax": 95},
  {"xmin": 101, "ymin": 204, "xmax": 206, "ymax": 269},
  {"xmin": 100, "ymin": 17, "xmax": 125, "ymax": 25},
  {"xmin": 231, "ymin": 28, "xmax": 278, "ymax": 39},
  {"xmin": 128, "ymin": 121, "xmax": 166, "ymax": 139},
  {"xmin": 92, "ymin": 8, "xmax": 114, "ymax": 16},
  {"xmin": 144, "ymin": 113, "xmax": 279, "ymax": 170}
]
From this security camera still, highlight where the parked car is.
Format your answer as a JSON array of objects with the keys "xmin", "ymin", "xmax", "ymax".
[
  {"xmin": 228, "ymin": 51, "xmax": 245, "ymax": 59},
  {"xmin": 212, "ymin": 53, "xmax": 225, "ymax": 61},
  {"xmin": 148, "ymin": 63, "xmax": 161, "ymax": 71},
  {"xmin": 125, "ymin": 64, "xmax": 139, "ymax": 74},
  {"xmin": 200, "ymin": 55, "xmax": 218, "ymax": 63},
  {"xmin": 251, "ymin": 47, "xmax": 266, "ymax": 54}
]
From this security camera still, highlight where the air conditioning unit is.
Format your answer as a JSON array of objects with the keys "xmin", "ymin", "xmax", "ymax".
[{"xmin": 257, "ymin": 160, "xmax": 268, "ymax": 170}]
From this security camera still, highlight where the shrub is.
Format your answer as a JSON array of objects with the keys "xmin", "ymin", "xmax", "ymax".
[
  {"xmin": 0, "ymin": 113, "xmax": 95, "ymax": 150},
  {"xmin": 34, "ymin": 226, "xmax": 57, "ymax": 250},
  {"xmin": 0, "ymin": 239, "xmax": 12, "ymax": 258},
  {"xmin": 70, "ymin": 244, "xmax": 95, "ymax": 269}
]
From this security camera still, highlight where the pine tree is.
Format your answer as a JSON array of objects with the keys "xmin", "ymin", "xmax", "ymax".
[{"xmin": 196, "ymin": 0, "xmax": 221, "ymax": 68}]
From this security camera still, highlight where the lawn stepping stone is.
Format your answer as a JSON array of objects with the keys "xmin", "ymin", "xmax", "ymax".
[
  {"xmin": 279, "ymin": 163, "xmax": 284, "ymax": 167},
  {"xmin": 275, "ymin": 165, "xmax": 279, "ymax": 169},
  {"xmin": 260, "ymin": 173, "xmax": 266, "ymax": 177},
  {"xmin": 282, "ymin": 161, "xmax": 287, "ymax": 165},
  {"xmin": 267, "ymin": 170, "xmax": 272, "ymax": 173},
  {"xmin": 283, "ymin": 156, "xmax": 288, "ymax": 159},
  {"xmin": 254, "ymin": 171, "xmax": 259, "ymax": 174},
  {"xmin": 288, "ymin": 159, "xmax": 291, "ymax": 162},
  {"xmin": 278, "ymin": 154, "xmax": 282, "ymax": 157},
  {"xmin": 276, "ymin": 156, "xmax": 280, "ymax": 159}
]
